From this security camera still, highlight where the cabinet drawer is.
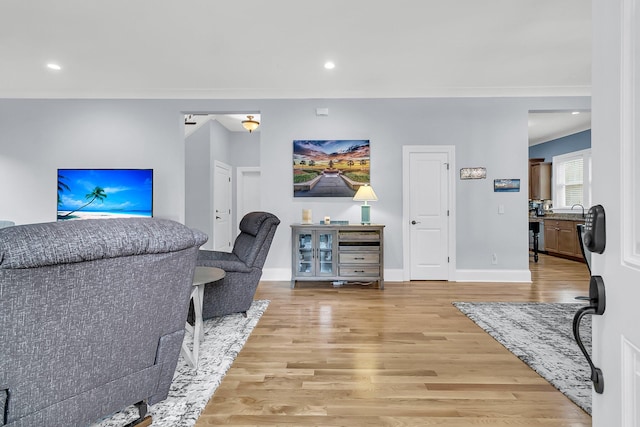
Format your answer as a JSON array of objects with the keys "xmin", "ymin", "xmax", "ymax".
[
  {"xmin": 338, "ymin": 231, "xmax": 380, "ymax": 242},
  {"xmin": 339, "ymin": 266, "xmax": 380, "ymax": 277},
  {"xmin": 339, "ymin": 253, "xmax": 379, "ymax": 264}
]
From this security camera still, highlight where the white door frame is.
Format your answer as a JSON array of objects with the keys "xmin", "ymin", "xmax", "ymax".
[{"xmin": 402, "ymin": 145, "xmax": 456, "ymax": 281}]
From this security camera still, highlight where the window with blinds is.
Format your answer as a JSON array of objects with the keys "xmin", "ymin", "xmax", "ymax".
[{"xmin": 552, "ymin": 149, "xmax": 592, "ymax": 210}]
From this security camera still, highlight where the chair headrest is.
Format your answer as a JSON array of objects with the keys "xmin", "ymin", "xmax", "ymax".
[{"xmin": 239, "ymin": 212, "xmax": 280, "ymax": 236}]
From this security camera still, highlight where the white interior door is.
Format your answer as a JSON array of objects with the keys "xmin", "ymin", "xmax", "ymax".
[
  {"xmin": 213, "ymin": 161, "xmax": 232, "ymax": 252},
  {"xmin": 591, "ymin": 0, "xmax": 640, "ymax": 424},
  {"xmin": 403, "ymin": 146, "xmax": 453, "ymax": 280}
]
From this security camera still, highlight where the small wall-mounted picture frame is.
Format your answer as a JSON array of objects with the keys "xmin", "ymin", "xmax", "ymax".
[
  {"xmin": 494, "ymin": 179, "xmax": 520, "ymax": 192},
  {"xmin": 460, "ymin": 167, "xmax": 486, "ymax": 180}
]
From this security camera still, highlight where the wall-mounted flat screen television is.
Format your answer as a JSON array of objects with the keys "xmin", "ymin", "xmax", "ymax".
[{"xmin": 57, "ymin": 169, "xmax": 153, "ymax": 221}]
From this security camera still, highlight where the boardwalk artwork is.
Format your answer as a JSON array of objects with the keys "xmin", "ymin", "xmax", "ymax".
[{"xmin": 293, "ymin": 140, "xmax": 370, "ymax": 197}]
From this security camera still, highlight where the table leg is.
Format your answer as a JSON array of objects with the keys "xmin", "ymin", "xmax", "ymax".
[
  {"xmin": 192, "ymin": 283, "xmax": 205, "ymax": 365},
  {"xmin": 180, "ymin": 283, "xmax": 204, "ymax": 369}
]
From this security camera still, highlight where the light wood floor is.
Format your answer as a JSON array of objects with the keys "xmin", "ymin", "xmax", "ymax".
[{"xmin": 196, "ymin": 254, "xmax": 592, "ymax": 426}]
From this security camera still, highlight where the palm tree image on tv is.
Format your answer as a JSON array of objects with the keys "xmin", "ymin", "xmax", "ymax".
[
  {"xmin": 57, "ymin": 174, "xmax": 70, "ymax": 206},
  {"xmin": 57, "ymin": 169, "xmax": 153, "ymax": 221},
  {"xmin": 59, "ymin": 186, "xmax": 107, "ymax": 218}
]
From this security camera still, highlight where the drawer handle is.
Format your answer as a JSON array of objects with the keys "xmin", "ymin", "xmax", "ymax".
[
  {"xmin": 354, "ymin": 257, "xmax": 365, "ymax": 260},
  {"xmin": 355, "ymin": 270, "xmax": 365, "ymax": 273}
]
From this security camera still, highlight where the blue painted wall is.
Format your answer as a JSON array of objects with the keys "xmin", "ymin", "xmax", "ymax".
[{"xmin": 529, "ymin": 129, "xmax": 591, "ymax": 161}]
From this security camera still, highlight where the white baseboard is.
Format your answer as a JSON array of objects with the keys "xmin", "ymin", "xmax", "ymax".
[
  {"xmin": 261, "ymin": 268, "xmax": 291, "ymax": 281},
  {"xmin": 383, "ymin": 269, "xmax": 404, "ymax": 282},
  {"xmin": 455, "ymin": 269, "xmax": 532, "ymax": 283},
  {"xmin": 261, "ymin": 268, "xmax": 531, "ymax": 283}
]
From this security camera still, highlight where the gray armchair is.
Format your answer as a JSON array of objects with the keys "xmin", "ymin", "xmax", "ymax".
[
  {"xmin": 196, "ymin": 211, "xmax": 280, "ymax": 319},
  {"xmin": 0, "ymin": 218, "xmax": 207, "ymax": 427}
]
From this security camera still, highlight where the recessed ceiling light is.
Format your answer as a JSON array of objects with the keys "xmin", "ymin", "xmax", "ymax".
[
  {"xmin": 571, "ymin": 111, "xmax": 580, "ymax": 115},
  {"xmin": 324, "ymin": 61, "xmax": 335, "ymax": 70},
  {"xmin": 46, "ymin": 63, "xmax": 62, "ymax": 71}
]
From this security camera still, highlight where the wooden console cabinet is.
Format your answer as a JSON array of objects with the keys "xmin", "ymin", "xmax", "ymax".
[{"xmin": 291, "ymin": 224, "xmax": 384, "ymax": 289}]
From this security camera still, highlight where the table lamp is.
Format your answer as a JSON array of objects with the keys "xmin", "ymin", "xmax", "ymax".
[{"xmin": 353, "ymin": 184, "xmax": 378, "ymax": 225}]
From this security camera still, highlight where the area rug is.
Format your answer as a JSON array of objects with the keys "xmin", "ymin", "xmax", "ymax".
[
  {"xmin": 453, "ymin": 302, "xmax": 592, "ymax": 414},
  {"xmin": 93, "ymin": 299, "xmax": 269, "ymax": 427}
]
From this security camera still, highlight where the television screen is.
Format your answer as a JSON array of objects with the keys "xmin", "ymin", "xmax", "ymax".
[{"xmin": 57, "ymin": 169, "xmax": 153, "ymax": 221}]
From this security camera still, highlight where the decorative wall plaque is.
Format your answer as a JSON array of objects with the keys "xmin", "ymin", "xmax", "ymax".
[{"xmin": 460, "ymin": 167, "xmax": 486, "ymax": 180}]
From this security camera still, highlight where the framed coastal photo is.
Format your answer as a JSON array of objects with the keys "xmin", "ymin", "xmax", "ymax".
[
  {"xmin": 494, "ymin": 178, "xmax": 520, "ymax": 192},
  {"xmin": 293, "ymin": 140, "xmax": 370, "ymax": 197}
]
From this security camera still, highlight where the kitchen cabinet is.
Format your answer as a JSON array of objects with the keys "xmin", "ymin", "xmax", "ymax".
[
  {"xmin": 291, "ymin": 224, "xmax": 384, "ymax": 288},
  {"xmin": 543, "ymin": 219, "xmax": 585, "ymax": 262},
  {"xmin": 529, "ymin": 158, "xmax": 552, "ymax": 200}
]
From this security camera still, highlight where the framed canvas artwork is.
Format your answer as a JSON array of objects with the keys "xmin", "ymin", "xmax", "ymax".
[{"xmin": 293, "ymin": 140, "xmax": 370, "ymax": 197}]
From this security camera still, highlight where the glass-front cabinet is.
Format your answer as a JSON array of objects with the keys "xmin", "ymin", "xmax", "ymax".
[
  {"xmin": 293, "ymin": 229, "xmax": 336, "ymax": 277},
  {"xmin": 291, "ymin": 224, "xmax": 385, "ymax": 289}
]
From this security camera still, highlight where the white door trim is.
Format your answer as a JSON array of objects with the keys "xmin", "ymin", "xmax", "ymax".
[{"xmin": 402, "ymin": 145, "xmax": 456, "ymax": 281}]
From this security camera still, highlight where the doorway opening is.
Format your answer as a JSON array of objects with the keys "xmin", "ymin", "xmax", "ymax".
[
  {"xmin": 527, "ymin": 110, "xmax": 591, "ymax": 263},
  {"xmin": 184, "ymin": 112, "xmax": 261, "ymax": 250}
]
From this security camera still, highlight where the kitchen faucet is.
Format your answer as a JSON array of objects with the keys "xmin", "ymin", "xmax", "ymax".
[{"xmin": 571, "ymin": 203, "xmax": 585, "ymax": 218}]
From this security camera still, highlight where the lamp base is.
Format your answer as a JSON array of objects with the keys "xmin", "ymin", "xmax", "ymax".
[{"xmin": 360, "ymin": 204, "xmax": 371, "ymax": 225}]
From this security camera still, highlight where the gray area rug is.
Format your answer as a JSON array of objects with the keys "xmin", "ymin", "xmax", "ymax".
[
  {"xmin": 453, "ymin": 302, "xmax": 592, "ymax": 414},
  {"xmin": 93, "ymin": 299, "xmax": 269, "ymax": 427}
]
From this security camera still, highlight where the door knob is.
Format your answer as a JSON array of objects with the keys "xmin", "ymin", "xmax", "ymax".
[{"xmin": 411, "ymin": 220, "xmax": 420, "ymax": 225}]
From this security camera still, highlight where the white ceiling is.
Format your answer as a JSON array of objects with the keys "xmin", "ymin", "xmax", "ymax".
[
  {"xmin": 528, "ymin": 111, "xmax": 591, "ymax": 145},
  {"xmin": 1, "ymin": 1, "xmax": 591, "ymax": 142}
]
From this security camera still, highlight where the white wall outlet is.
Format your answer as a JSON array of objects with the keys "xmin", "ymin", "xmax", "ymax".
[
  {"xmin": 492, "ymin": 253, "xmax": 498, "ymax": 264},
  {"xmin": 498, "ymin": 204, "xmax": 505, "ymax": 214}
]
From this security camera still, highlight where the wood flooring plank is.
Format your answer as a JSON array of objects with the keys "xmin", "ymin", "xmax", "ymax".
[{"xmin": 195, "ymin": 254, "xmax": 592, "ymax": 426}]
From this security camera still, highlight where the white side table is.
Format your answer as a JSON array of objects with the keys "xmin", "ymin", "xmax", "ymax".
[{"xmin": 181, "ymin": 266, "xmax": 225, "ymax": 369}]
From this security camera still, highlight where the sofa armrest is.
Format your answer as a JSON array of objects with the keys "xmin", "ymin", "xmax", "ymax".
[
  {"xmin": 197, "ymin": 250, "xmax": 255, "ymax": 272},
  {"xmin": 197, "ymin": 258, "xmax": 254, "ymax": 273},
  {"xmin": 197, "ymin": 249, "xmax": 238, "ymax": 262}
]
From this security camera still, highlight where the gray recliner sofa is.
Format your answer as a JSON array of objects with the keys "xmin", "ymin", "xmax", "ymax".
[
  {"xmin": 196, "ymin": 211, "xmax": 280, "ymax": 319},
  {"xmin": 0, "ymin": 218, "xmax": 207, "ymax": 427}
]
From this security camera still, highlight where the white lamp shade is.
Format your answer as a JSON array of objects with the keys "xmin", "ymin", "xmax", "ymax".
[{"xmin": 353, "ymin": 184, "xmax": 378, "ymax": 202}]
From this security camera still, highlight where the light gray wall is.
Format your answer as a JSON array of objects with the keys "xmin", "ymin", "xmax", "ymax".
[
  {"xmin": 256, "ymin": 98, "xmax": 589, "ymax": 275},
  {"xmin": 0, "ymin": 99, "xmax": 185, "ymax": 225},
  {"xmin": 185, "ymin": 121, "xmax": 212, "ymax": 243},
  {"xmin": 229, "ymin": 131, "xmax": 260, "ymax": 167},
  {"xmin": 0, "ymin": 96, "xmax": 590, "ymax": 280}
]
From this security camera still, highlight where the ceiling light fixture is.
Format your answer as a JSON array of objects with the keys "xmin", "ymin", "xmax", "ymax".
[
  {"xmin": 324, "ymin": 61, "xmax": 336, "ymax": 70},
  {"xmin": 241, "ymin": 115, "xmax": 260, "ymax": 133},
  {"xmin": 572, "ymin": 111, "xmax": 580, "ymax": 115},
  {"xmin": 46, "ymin": 63, "xmax": 62, "ymax": 71}
]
